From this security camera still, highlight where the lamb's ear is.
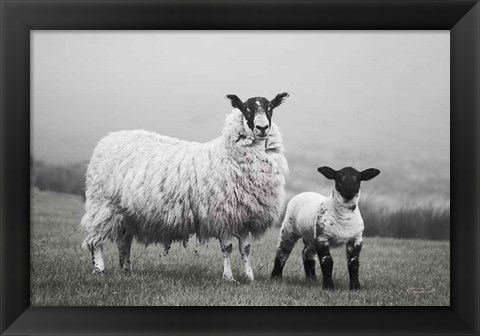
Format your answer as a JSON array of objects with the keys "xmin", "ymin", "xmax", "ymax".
[
  {"xmin": 317, "ymin": 166, "xmax": 336, "ymax": 180},
  {"xmin": 225, "ymin": 94, "xmax": 244, "ymax": 110},
  {"xmin": 360, "ymin": 168, "xmax": 380, "ymax": 181},
  {"xmin": 270, "ymin": 92, "xmax": 290, "ymax": 108}
]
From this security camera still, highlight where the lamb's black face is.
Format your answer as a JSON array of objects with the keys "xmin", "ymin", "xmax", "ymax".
[
  {"xmin": 226, "ymin": 93, "xmax": 289, "ymax": 140},
  {"xmin": 317, "ymin": 166, "xmax": 381, "ymax": 202},
  {"xmin": 334, "ymin": 167, "xmax": 363, "ymax": 201}
]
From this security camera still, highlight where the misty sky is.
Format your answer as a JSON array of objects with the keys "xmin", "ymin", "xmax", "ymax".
[{"xmin": 32, "ymin": 31, "xmax": 449, "ymax": 165}]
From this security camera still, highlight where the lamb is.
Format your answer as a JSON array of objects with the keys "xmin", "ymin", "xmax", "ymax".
[
  {"xmin": 81, "ymin": 93, "xmax": 290, "ymax": 282},
  {"xmin": 270, "ymin": 166, "xmax": 380, "ymax": 290}
]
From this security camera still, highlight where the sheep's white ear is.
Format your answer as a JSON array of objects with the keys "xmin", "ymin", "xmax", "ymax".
[
  {"xmin": 360, "ymin": 168, "xmax": 380, "ymax": 181},
  {"xmin": 270, "ymin": 92, "xmax": 290, "ymax": 108},
  {"xmin": 317, "ymin": 166, "xmax": 336, "ymax": 180},
  {"xmin": 225, "ymin": 94, "xmax": 243, "ymax": 110}
]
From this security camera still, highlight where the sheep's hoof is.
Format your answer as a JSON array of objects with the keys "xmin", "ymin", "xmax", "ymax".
[
  {"xmin": 222, "ymin": 275, "xmax": 239, "ymax": 284},
  {"xmin": 245, "ymin": 274, "xmax": 255, "ymax": 283},
  {"xmin": 270, "ymin": 270, "xmax": 283, "ymax": 279},
  {"xmin": 271, "ymin": 274, "xmax": 282, "ymax": 280},
  {"xmin": 322, "ymin": 278, "xmax": 334, "ymax": 290},
  {"xmin": 92, "ymin": 269, "xmax": 105, "ymax": 274},
  {"xmin": 349, "ymin": 282, "xmax": 361, "ymax": 290}
]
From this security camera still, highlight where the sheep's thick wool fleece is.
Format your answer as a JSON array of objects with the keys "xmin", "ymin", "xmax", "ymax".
[{"xmin": 82, "ymin": 110, "xmax": 289, "ymax": 246}]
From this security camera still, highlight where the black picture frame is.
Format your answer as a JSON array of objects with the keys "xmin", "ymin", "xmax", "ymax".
[{"xmin": 1, "ymin": 0, "xmax": 478, "ymax": 335}]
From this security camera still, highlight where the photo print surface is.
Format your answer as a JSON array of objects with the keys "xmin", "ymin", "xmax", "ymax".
[{"xmin": 31, "ymin": 31, "xmax": 449, "ymax": 306}]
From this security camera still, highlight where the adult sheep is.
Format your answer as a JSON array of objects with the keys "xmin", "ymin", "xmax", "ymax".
[{"xmin": 81, "ymin": 93, "xmax": 290, "ymax": 282}]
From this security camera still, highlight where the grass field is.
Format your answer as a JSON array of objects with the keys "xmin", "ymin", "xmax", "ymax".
[{"xmin": 31, "ymin": 189, "xmax": 450, "ymax": 306}]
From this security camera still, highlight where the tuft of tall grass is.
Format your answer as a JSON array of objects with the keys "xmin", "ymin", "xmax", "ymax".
[
  {"xmin": 360, "ymin": 200, "xmax": 449, "ymax": 240},
  {"xmin": 31, "ymin": 158, "xmax": 87, "ymax": 198}
]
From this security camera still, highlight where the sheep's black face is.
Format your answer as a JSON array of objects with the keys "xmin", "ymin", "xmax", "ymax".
[
  {"xmin": 226, "ymin": 93, "xmax": 289, "ymax": 140},
  {"xmin": 317, "ymin": 166, "xmax": 381, "ymax": 203},
  {"xmin": 334, "ymin": 167, "xmax": 363, "ymax": 201}
]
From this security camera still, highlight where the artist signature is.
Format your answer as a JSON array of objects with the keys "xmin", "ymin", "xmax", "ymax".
[{"xmin": 407, "ymin": 287, "xmax": 436, "ymax": 295}]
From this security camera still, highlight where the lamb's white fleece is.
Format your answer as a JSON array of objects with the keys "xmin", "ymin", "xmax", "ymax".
[
  {"xmin": 81, "ymin": 110, "xmax": 289, "ymax": 248},
  {"xmin": 280, "ymin": 191, "xmax": 364, "ymax": 246}
]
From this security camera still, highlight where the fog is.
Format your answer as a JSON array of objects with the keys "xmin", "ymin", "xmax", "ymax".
[{"xmin": 32, "ymin": 31, "xmax": 449, "ymax": 170}]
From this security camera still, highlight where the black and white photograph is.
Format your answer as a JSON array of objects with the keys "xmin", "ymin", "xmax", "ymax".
[{"xmin": 30, "ymin": 31, "xmax": 450, "ymax": 306}]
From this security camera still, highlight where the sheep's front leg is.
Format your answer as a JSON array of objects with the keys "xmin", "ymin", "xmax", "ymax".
[
  {"xmin": 219, "ymin": 238, "xmax": 237, "ymax": 282},
  {"xmin": 316, "ymin": 241, "xmax": 334, "ymax": 289},
  {"xmin": 118, "ymin": 230, "xmax": 133, "ymax": 272},
  {"xmin": 346, "ymin": 238, "xmax": 362, "ymax": 290},
  {"xmin": 88, "ymin": 243, "xmax": 105, "ymax": 274},
  {"xmin": 238, "ymin": 233, "xmax": 254, "ymax": 282}
]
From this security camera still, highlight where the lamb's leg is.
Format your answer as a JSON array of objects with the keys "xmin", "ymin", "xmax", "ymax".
[
  {"xmin": 118, "ymin": 230, "xmax": 133, "ymax": 272},
  {"xmin": 238, "ymin": 232, "xmax": 254, "ymax": 282},
  {"xmin": 302, "ymin": 240, "xmax": 317, "ymax": 280},
  {"xmin": 316, "ymin": 241, "xmax": 334, "ymax": 289},
  {"xmin": 88, "ymin": 243, "xmax": 105, "ymax": 274},
  {"xmin": 271, "ymin": 229, "xmax": 296, "ymax": 279},
  {"xmin": 219, "ymin": 238, "xmax": 237, "ymax": 282},
  {"xmin": 346, "ymin": 239, "xmax": 362, "ymax": 290}
]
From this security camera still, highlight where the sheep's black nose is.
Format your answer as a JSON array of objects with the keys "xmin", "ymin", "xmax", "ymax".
[{"xmin": 256, "ymin": 125, "xmax": 269, "ymax": 132}]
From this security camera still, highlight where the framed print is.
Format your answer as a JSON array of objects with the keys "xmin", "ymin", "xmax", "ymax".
[{"xmin": 1, "ymin": 0, "xmax": 479, "ymax": 335}]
